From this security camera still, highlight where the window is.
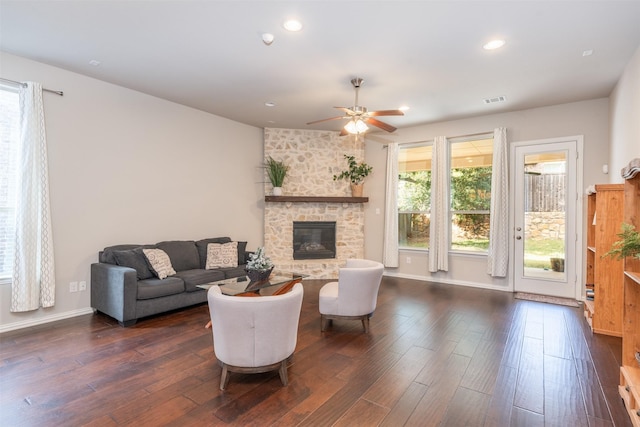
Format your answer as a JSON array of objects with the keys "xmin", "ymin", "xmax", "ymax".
[
  {"xmin": 0, "ymin": 87, "xmax": 19, "ymax": 283},
  {"xmin": 398, "ymin": 143, "xmax": 432, "ymax": 249},
  {"xmin": 449, "ymin": 137, "xmax": 493, "ymax": 252}
]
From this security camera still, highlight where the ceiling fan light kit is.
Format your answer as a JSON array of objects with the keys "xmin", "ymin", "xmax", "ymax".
[
  {"xmin": 308, "ymin": 77, "xmax": 404, "ymax": 135},
  {"xmin": 344, "ymin": 119, "xmax": 369, "ymax": 134}
]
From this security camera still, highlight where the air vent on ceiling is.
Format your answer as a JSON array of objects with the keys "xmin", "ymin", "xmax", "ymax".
[{"xmin": 483, "ymin": 95, "xmax": 506, "ymax": 105}]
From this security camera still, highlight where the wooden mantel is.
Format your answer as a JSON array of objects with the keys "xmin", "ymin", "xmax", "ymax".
[{"xmin": 265, "ymin": 196, "xmax": 368, "ymax": 203}]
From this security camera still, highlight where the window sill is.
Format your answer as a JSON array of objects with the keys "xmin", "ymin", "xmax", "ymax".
[{"xmin": 0, "ymin": 277, "xmax": 12, "ymax": 286}]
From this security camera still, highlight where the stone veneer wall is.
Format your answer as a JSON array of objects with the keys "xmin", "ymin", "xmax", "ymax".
[{"xmin": 264, "ymin": 128, "xmax": 366, "ymax": 279}]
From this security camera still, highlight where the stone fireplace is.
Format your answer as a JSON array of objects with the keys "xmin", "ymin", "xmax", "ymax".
[{"xmin": 263, "ymin": 128, "xmax": 366, "ymax": 278}]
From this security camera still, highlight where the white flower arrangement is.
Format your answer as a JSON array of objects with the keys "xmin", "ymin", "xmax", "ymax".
[{"xmin": 246, "ymin": 246, "xmax": 274, "ymax": 270}]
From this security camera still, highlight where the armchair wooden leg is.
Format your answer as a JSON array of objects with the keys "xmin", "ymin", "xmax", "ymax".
[
  {"xmin": 278, "ymin": 360, "xmax": 288, "ymax": 386},
  {"xmin": 362, "ymin": 315, "xmax": 370, "ymax": 333},
  {"xmin": 220, "ymin": 364, "xmax": 230, "ymax": 390}
]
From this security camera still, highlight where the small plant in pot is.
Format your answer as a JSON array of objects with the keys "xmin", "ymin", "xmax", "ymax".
[
  {"xmin": 333, "ymin": 154, "xmax": 373, "ymax": 197},
  {"xmin": 265, "ymin": 156, "xmax": 289, "ymax": 196},
  {"xmin": 604, "ymin": 223, "xmax": 640, "ymax": 260},
  {"xmin": 245, "ymin": 246, "xmax": 274, "ymax": 282}
]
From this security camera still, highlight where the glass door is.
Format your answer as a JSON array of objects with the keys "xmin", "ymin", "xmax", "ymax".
[{"xmin": 513, "ymin": 138, "xmax": 580, "ymax": 299}]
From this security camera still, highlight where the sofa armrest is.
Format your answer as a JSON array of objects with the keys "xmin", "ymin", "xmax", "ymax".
[{"xmin": 91, "ymin": 263, "xmax": 138, "ymax": 325}]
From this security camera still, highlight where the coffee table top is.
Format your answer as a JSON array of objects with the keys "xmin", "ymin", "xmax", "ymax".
[{"xmin": 197, "ymin": 271, "xmax": 307, "ymax": 296}]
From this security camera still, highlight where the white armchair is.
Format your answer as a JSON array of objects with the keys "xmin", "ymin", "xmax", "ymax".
[
  {"xmin": 319, "ymin": 259, "xmax": 384, "ymax": 333},
  {"xmin": 207, "ymin": 283, "xmax": 303, "ymax": 390}
]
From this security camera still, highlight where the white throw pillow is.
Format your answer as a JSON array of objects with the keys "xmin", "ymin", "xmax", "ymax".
[
  {"xmin": 206, "ymin": 241, "xmax": 238, "ymax": 269},
  {"xmin": 142, "ymin": 248, "xmax": 176, "ymax": 279}
]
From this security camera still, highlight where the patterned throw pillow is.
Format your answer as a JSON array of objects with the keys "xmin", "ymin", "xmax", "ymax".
[
  {"xmin": 206, "ymin": 241, "xmax": 238, "ymax": 269},
  {"xmin": 142, "ymin": 248, "xmax": 176, "ymax": 279}
]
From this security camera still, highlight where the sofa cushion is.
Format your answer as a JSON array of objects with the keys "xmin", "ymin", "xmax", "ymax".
[
  {"xmin": 220, "ymin": 265, "xmax": 247, "ymax": 279},
  {"xmin": 156, "ymin": 240, "xmax": 200, "ymax": 272},
  {"xmin": 174, "ymin": 269, "xmax": 225, "ymax": 292},
  {"xmin": 236, "ymin": 241, "xmax": 248, "ymax": 264},
  {"xmin": 196, "ymin": 237, "xmax": 232, "ymax": 268},
  {"xmin": 143, "ymin": 248, "xmax": 177, "ymax": 279},
  {"xmin": 101, "ymin": 244, "xmax": 148, "ymax": 264},
  {"xmin": 206, "ymin": 241, "xmax": 238, "ymax": 269},
  {"xmin": 112, "ymin": 248, "xmax": 154, "ymax": 280},
  {"xmin": 137, "ymin": 276, "xmax": 185, "ymax": 300}
]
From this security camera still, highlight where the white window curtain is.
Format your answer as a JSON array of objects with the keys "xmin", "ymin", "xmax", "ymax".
[
  {"xmin": 486, "ymin": 127, "xmax": 509, "ymax": 277},
  {"xmin": 11, "ymin": 82, "xmax": 56, "ymax": 312},
  {"xmin": 428, "ymin": 136, "xmax": 448, "ymax": 272},
  {"xmin": 383, "ymin": 142, "xmax": 399, "ymax": 267}
]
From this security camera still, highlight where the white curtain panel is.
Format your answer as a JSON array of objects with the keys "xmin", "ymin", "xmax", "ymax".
[
  {"xmin": 429, "ymin": 136, "xmax": 449, "ymax": 272},
  {"xmin": 486, "ymin": 127, "xmax": 509, "ymax": 277},
  {"xmin": 383, "ymin": 143, "xmax": 399, "ymax": 267},
  {"xmin": 11, "ymin": 82, "xmax": 56, "ymax": 312}
]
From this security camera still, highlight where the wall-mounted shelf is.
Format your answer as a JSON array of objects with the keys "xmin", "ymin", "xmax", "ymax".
[{"xmin": 265, "ymin": 196, "xmax": 368, "ymax": 203}]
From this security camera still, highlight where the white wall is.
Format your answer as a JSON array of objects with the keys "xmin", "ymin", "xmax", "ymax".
[
  {"xmin": 0, "ymin": 53, "xmax": 264, "ymax": 331},
  {"xmin": 609, "ymin": 44, "xmax": 640, "ymax": 180},
  {"xmin": 363, "ymin": 98, "xmax": 610, "ymax": 290}
]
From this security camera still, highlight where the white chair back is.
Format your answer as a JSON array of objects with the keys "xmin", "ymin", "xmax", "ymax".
[
  {"xmin": 208, "ymin": 283, "xmax": 303, "ymax": 368},
  {"xmin": 337, "ymin": 259, "xmax": 385, "ymax": 316}
]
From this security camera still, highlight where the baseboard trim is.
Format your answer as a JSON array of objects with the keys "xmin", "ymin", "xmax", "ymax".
[
  {"xmin": 383, "ymin": 271, "xmax": 513, "ymax": 293},
  {"xmin": 0, "ymin": 308, "xmax": 96, "ymax": 334}
]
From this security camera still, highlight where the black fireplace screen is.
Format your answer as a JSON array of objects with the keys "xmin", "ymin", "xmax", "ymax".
[{"xmin": 293, "ymin": 221, "xmax": 336, "ymax": 260}]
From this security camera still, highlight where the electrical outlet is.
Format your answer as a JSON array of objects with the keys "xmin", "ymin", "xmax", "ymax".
[
  {"xmin": 69, "ymin": 281, "xmax": 78, "ymax": 293},
  {"xmin": 406, "ymin": 256, "xmax": 411, "ymax": 264},
  {"xmin": 79, "ymin": 281, "xmax": 87, "ymax": 291}
]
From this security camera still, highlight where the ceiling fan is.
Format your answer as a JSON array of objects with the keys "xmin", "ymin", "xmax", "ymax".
[{"xmin": 307, "ymin": 77, "xmax": 404, "ymax": 135}]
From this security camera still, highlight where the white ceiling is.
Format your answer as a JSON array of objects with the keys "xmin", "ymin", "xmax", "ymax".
[{"xmin": 2, "ymin": 1, "xmax": 640, "ymax": 133}]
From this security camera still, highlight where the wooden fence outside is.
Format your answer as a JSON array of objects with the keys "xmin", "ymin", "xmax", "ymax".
[{"xmin": 525, "ymin": 174, "xmax": 565, "ymax": 212}]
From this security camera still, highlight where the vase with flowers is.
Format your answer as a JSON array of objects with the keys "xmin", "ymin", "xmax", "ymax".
[{"xmin": 245, "ymin": 246, "xmax": 274, "ymax": 282}]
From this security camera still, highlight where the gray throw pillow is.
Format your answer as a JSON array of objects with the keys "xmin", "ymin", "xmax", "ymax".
[
  {"xmin": 237, "ymin": 241, "xmax": 248, "ymax": 264},
  {"xmin": 112, "ymin": 248, "xmax": 154, "ymax": 280}
]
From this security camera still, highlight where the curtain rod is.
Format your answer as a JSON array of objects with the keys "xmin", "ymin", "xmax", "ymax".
[
  {"xmin": 0, "ymin": 77, "xmax": 64, "ymax": 96},
  {"xmin": 382, "ymin": 130, "xmax": 493, "ymax": 148}
]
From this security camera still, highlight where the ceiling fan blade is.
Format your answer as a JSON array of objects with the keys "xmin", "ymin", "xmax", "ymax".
[
  {"xmin": 334, "ymin": 106, "xmax": 356, "ymax": 115},
  {"xmin": 364, "ymin": 117, "xmax": 397, "ymax": 133},
  {"xmin": 306, "ymin": 116, "xmax": 345, "ymax": 125},
  {"xmin": 367, "ymin": 109, "xmax": 405, "ymax": 117}
]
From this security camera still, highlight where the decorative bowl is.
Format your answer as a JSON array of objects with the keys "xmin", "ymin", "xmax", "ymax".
[{"xmin": 246, "ymin": 266, "xmax": 273, "ymax": 282}]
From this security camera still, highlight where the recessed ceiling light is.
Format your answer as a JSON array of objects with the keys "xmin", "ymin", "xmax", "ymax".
[
  {"xmin": 283, "ymin": 19, "xmax": 302, "ymax": 32},
  {"xmin": 89, "ymin": 59, "xmax": 101, "ymax": 66},
  {"xmin": 483, "ymin": 39, "xmax": 505, "ymax": 50},
  {"xmin": 582, "ymin": 49, "xmax": 594, "ymax": 57},
  {"xmin": 399, "ymin": 105, "xmax": 410, "ymax": 111},
  {"xmin": 265, "ymin": 101, "xmax": 276, "ymax": 107}
]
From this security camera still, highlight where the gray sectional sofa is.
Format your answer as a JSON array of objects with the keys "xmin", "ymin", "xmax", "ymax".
[{"xmin": 91, "ymin": 237, "xmax": 248, "ymax": 326}]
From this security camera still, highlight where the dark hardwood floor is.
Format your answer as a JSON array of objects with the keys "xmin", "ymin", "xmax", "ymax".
[{"xmin": 0, "ymin": 277, "xmax": 632, "ymax": 426}]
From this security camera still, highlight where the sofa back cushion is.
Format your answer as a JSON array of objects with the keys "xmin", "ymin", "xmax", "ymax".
[
  {"xmin": 112, "ymin": 248, "xmax": 154, "ymax": 280},
  {"xmin": 156, "ymin": 240, "xmax": 200, "ymax": 272},
  {"xmin": 101, "ymin": 244, "xmax": 147, "ymax": 264}
]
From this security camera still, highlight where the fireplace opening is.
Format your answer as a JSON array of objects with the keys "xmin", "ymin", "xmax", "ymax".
[{"xmin": 293, "ymin": 221, "xmax": 336, "ymax": 260}]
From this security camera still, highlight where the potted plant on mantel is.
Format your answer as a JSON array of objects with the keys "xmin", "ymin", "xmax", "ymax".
[
  {"xmin": 333, "ymin": 154, "xmax": 373, "ymax": 197},
  {"xmin": 265, "ymin": 156, "xmax": 289, "ymax": 196}
]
